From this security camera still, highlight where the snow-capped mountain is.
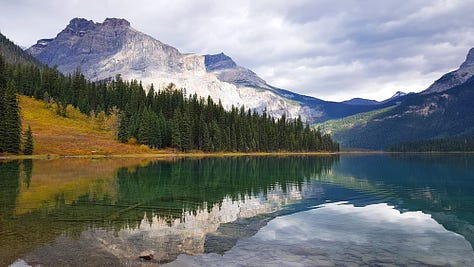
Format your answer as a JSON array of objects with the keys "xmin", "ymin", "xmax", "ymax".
[{"xmin": 27, "ymin": 18, "xmax": 387, "ymax": 123}]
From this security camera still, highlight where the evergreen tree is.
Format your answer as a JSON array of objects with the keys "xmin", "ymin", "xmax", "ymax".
[
  {"xmin": 180, "ymin": 111, "xmax": 193, "ymax": 152},
  {"xmin": 0, "ymin": 55, "xmax": 6, "ymax": 152},
  {"xmin": 171, "ymin": 109, "xmax": 182, "ymax": 150},
  {"xmin": 1, "ymin": 80, "xmax": 21, "ymax": 153},
  {"xmin": 23, "ymin": 125, "xmax": 34, "ymax": 155},
  {"xmin": 138, "ymin": 107, "xmax": 161, "ymax": 148},
  {"xmin": 117, "ymin": 107, "xmax": 132, "ymax": 143},
  {"xmin": 0, "ymin": 54, "xmax": 339, "ymax": 153}
]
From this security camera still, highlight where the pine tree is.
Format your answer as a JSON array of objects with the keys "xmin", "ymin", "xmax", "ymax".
[
  {"xmin": 117, "ymin": 108, "xmax": 131, "ymax": 143},
  {"xmin": 2, "ymin": 80, "xmax": 21, "ymax": 153},
  {"xmin": 138, "ymin": 107, "xmax": 161, "ymax": 148},
  {"xmin": 180, "ymin": 111, "xmax": 192, "ymax": 152},
  {"xmin": 0, "ymin": 55, "xmax": 6, "ymax": 152},
  {"xmin": 23, "ymin": 125, "xmax": 34, "ymax": 155},
  {"xmin": 171, "ymin": 109, "xmax": 182, "ymax": 150}
]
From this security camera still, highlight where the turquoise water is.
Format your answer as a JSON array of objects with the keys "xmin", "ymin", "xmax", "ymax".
[{"xmin": 1, "ymin": 154, "xmax": 473, "ymax": 266}]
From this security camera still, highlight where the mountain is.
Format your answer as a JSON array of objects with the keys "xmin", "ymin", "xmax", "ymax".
[
  {"xmin": 342, "ymin": 91, "xmax": 407, "ymax": 106},
  {"xmin": 382, "ymin": 91, "xmax": 407, "ymax": 103},
  {"xmin": 342, "ymin": 98, "xmax": 380, "ymax": 106},
  {"xmin": 319, "ymin": 48, "xmax": 474, "ymax": 150},
  {"xmin": 26, "ymin": 18, "xmax": 387, "ymax": 123},
  {"xmin": 423, "ymin": 47, "xmax": 474, "ymax": 94}
]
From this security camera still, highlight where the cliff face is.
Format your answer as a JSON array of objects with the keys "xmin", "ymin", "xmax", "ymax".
[
  {"xmin": 27, "ymin": 18, "xmax": 183, "ymax": 81},
  {"xmin": 27, "ymin": 18, "xmax": 324, "ymax": 121},
  {"xmin": 27, "ymin": 18, "xmax": 389, "ymax": 123},
  {"xmin": 423, "ymin": 47, "xmax": 474, "ymax": 94}
]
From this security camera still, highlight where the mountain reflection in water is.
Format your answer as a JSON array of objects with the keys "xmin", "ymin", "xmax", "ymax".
[
  {"xmin": 1, "ymin": 154, "xmax": 474, "ymax": 266},
  {"xmin": 168, "ymin": 202, "xmax": 474, "ymax": 267},
  {"xmin": 1, "ymin": 156, "xmax": 335, "ymax": 266}
]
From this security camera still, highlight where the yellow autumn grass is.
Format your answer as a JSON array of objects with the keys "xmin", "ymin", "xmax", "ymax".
[
  {"xmin": 14, "ymin": 95, "xmax": 338, "ymax": 158},
  {"xmin": 19, "ymin": 95, "xmax": 149, "ymax": 156},
  {"xmin": 14, "ymin": 157, "xmax": 153, "ymax": 215}
]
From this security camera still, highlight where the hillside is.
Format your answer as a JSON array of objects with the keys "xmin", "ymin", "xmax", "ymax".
[
  {"xmin": 320, "ymin": 76, "xmax": 474, "ymax": 150},
  {"xmin": 317, "ymin": 106, "xmax": 396, "ymax": 137},
  {"xmin": 26, "ymin": 17, "xmax": 390, "ymax": 123},
  {"xmin": 19, "ymin": 95, "xmax": 149, "ymax": 155},
  {"xmin": 0, "ymin": 32, "xmax": 41, "ymax": 65}
]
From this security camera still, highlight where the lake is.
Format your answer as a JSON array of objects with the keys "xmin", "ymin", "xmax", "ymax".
[{"xmin": 1, "ymin": 154, "xmax": 473, "ymax": 266}]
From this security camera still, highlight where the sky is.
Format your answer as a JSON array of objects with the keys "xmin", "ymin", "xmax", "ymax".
[{"xmin": 1, "ymin": 0, "xmax": 474, "ymax": 102}]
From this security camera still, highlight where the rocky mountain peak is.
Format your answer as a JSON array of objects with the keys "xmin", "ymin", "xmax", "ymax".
[
  {"xmin": 423, "ymin": 46, "xmax": 474, "ymax": 94},
  {"xmin": 65, "ymin": 18, "xmax": 96, "ymax": 33},
  {"xmin": 27, "ymin": 17, "xmax": 386, "ymax": 123},
  {"xmin": 62, "ymin": 18, "xmax": 131, "ymax": 36},
  {"xmin": 391, "ymin": 91, "xmax": 406, "ymax": 98},
  {"xmin": 460, "ymin": 47, "xmax": 474, "ymax": 68},
  {"xmin": 204, "ymin": 52, "xmax": 237, "ymax": 71},
  {"xmin": 102, "ymin": 18, "xmax": 131, "ymax": 28}
]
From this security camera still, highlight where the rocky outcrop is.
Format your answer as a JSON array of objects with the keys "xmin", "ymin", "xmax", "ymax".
[
  {"xmin": 27, "ymin": 18, "xmax": 323, "ymax": 121},
  {"xmin": 423, "ymin": 47, "xmax": 474, "ymax": 94},
  {"xmin": 27, "ymin": 18, "xmax": 389, "ymax": 123}
]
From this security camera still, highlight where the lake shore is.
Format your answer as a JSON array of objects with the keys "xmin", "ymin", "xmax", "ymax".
[
  {"xmin": 0, "ymin": 151, "xmax": 341, "ymax": 160},
  {"xmin": 3, "ymin": 150, "xmax": 474, "ymax": 160}
]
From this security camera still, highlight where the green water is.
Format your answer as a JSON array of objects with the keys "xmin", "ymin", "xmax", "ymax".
[{"xmin": 0, "ymin": 154, "xmax": 473, "ymax": 266}]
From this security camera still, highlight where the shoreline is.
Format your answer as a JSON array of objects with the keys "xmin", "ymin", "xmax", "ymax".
[
  {"xmin": 0, "ymin": 151, "xmax": 339, "ymax": 160},
  {"xmin": 1, "ymin": 150, "xmax": 473, "ymax": 160}
]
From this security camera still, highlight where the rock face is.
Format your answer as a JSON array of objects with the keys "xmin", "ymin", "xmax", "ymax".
[
  {"xmin": 27, "ymin": 18, "xmax": 387, "ymax": 123},
  {"xmin": 423, "ymin": 47, "xmax": 474, "ymax": 94}
]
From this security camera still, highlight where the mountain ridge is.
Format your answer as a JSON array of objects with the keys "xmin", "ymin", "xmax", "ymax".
[
  {"xmin": 0, "ymin": 32, "xmax": 42, "ymax": 65},
  {"xmin": 342, "ymin": 91, "xmax": 408, "ymax": 106},
  {"xmin": 319, "ymin": 48, "xmax": 474, "ymax": 150},
  {"xmin": 26, "ymin": 17, "xmax": 392, "ymax": 123},
  {"xmin": 423, "ymin": 47, "xmax": 474, "ymax": 94}
]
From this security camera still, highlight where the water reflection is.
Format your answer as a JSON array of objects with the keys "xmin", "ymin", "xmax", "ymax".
[
  {"xmin": 18, "ymin": 183, "xmax": 319, "ymax": 266},
  {"xmin": 1, "ymin": 156, "xmax": 337, "ymax": 266},
  {"xmin": 331, "ymin": 154, "xmax": 474, "ymax": 246},
  {"xmin": 168, "ymin": 202, "xmax": 474, "ymax": 266},
  {"xmin": 1, "ymin": 154, "xmax": 474, "ymax": 266}
]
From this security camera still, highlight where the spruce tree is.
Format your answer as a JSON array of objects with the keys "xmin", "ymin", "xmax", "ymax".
[
  {"xmin": 180, "ymin": 111, "xmax": 192, "ymax": 152},
  {"xmin": 171, "ymin": 109, "xmax": 182, "ymax": 150},
  {"xmin": 23, "ymin": 125, "xmax": 34, "ymax": 155},
  {"xmin": 2, "ymin": 80, "xmax": 21, "ymax": 153},
  {"xmin": 0, "ymin": 55, "xmax": 6, "ymax": 152}
]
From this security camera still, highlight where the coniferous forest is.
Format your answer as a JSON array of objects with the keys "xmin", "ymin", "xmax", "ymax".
[{"xmin": 0, "ymin": 52, "xmax": 339, "ymax": 154}]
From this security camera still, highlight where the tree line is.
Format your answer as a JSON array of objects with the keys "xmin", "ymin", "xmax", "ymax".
[
  {"xmin": 118, "ymin": 83, "xmax": 339, "ymax": 152},
  {"xmin": 390, "ymin": 136, "xmax": 474, "ymax": 152},
  {"xmin": 0, "ymin": 53, "xmax": 339, "ymax": 154},
  {"xmin": 0, "ymin": 55, "xmax": 33, "ymax": 154}
]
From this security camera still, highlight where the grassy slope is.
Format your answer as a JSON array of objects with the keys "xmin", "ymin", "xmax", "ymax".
[
  {"xmin": 315, "ymin": 106, "xmax": 395, "ymax": 137},
  {"xmin": 20, "ymin": 95, "xmax": 148, "ymax": 155},
  {"xmin": 17, "ymin": 95, "xmax": 338, "ymax": 157}
]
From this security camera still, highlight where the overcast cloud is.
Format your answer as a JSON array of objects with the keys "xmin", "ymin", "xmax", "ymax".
[{"xmin": 1, "ymin": 0, "xmax": 474, "ymax": 101}]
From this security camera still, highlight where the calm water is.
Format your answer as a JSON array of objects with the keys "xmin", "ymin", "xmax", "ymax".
[{"xmin": 1, "ymin": 154, "xmax": 473, "ymax": 266}]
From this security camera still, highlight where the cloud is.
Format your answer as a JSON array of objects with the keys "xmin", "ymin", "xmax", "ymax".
[{"xmin": 1, "ymin": 0, "xmax": 474, "ymax": 101}]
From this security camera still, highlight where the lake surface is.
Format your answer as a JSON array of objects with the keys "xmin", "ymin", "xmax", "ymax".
[{"xmin": 1, "ymin": 154, "xmax": 473, "ymax": 266}]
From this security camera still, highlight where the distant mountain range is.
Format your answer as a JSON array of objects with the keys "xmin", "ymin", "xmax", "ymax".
[
  {"xmin": 2, "ymin": 17, "xmax": 473, "ymax": 150},
  {"xmin": 319, "ymin": 48, "xmax": 474, "ymax": 150},
  {"xmin": 25, "ymin": 18, "xmax": 397, "ymax": 123},
  {"xmin": 342, "ymin": 91, "xmax": 408, "ymax": 106}
]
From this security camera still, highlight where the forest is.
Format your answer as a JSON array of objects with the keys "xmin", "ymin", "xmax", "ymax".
[
  {"xmin": 0, "ymin": 52, "xmax": 339, "ymax": 154},
  {"xmin": 389, "ymin": 136, "xmax": 474, "ymax": 152}
]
